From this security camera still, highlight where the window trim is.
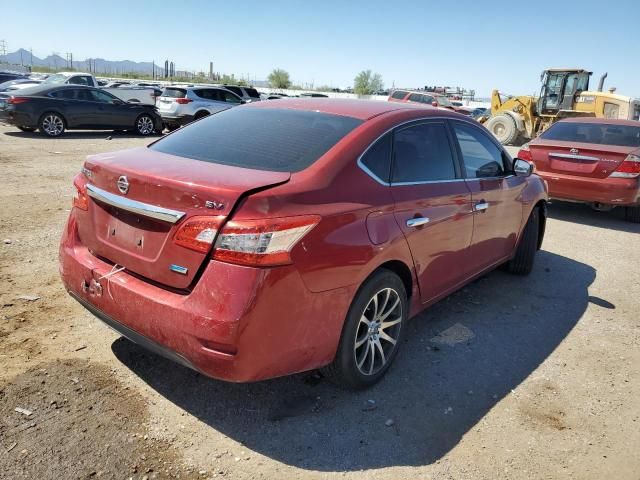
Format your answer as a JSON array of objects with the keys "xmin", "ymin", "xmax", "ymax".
[{"xmin": 357, "ymin": 116, "xmax": 471, "ymax": 186}]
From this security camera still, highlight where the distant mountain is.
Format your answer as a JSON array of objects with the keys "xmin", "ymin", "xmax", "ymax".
[{"xmin": 0, "ymin": 48, "xmax": 162, "ymax": 76}]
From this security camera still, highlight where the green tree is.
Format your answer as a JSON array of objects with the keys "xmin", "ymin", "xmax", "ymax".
[
  {"xmin": 353, "ymin": 70, "xmax": 383, "ymax": 95},
  {"xmin": 268, "ymin": 68, "xmax": 291, "ymax": 88}
]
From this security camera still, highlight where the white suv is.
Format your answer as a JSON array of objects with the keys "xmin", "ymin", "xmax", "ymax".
[{"xmin": 157, "ymin": 86, "xmax": 244, "ymax": 131}]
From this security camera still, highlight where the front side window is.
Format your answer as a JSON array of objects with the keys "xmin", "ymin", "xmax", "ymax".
[
  {"xmin": 391, "ymin": 90, "xmax": 407, "ymax": 100},
  {"xmin": 407, "ymin": 93, "xmax": 424, "ymax": 104},
  {"xmin": 220, "ymin": 90, "xmax": 242, "ymax": 104},
  {"xmin": 392, "ymin": 122, "xmax": 457, "ymax": 183},
  {"xmin": 360, "ymin": 133, "xmax": 392, "ymax": 182},
  {"xmin": 225, "ymin": 86, "xmax": 243, "ymax": 97},
  {"xmin": 453, "ymin": 122, "xmax": 506, "ymax": 178}
]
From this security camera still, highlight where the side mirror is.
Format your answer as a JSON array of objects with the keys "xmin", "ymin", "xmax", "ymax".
[
  {"xmin": 514, "ymin": 158, "xmax": 534, "ymax": 177},
  {"xmin": 431, "ymin": 101, "xmax": 438, "ymax": 107}
]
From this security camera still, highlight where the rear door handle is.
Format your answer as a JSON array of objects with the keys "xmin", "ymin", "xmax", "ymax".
[
  {"xmin": 474, "ymin": 202, "xmax": 489, "ymax": 212},
  {"xmin": 406, "ymin": 217, "xmax": 430, "ymax": 227}
]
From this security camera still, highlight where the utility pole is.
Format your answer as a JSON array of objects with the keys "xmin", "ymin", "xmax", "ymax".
[
  {"xmin": 0, "ymin": 40, "xmax": 7, "ymax": 57},
  {"xmin": 30, "ymin": 48, "xmax": 33, "ymax": 66}
]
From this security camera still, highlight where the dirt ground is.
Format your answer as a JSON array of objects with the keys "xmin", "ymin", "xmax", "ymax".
[{"xmin": 1, "ymin": 125, "xmax": 639, "ymax": 480}]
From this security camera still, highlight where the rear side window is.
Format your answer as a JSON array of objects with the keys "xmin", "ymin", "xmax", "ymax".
[
  {"xmin": 407, "ymin": 93, "xmax": 425, "ymax": 103},
  {"xmin": 245, "ymin": 88, "xmax": 260, "ymax": 98},
  {"xmin": 50, "ymin": 89, "xmax": 78, "ymax": 100},
  {"xmin": 360, "ymin": 133, "xmax": 392, "ymax": 182},
  {"xmin": 225, "ymin": 86, "xmax": 243, "ymax": 97},
  {"xmin": 392, "ymin": 122, "xmax": 457, "ymax": 183},
  {"xmin": 162, "ymin": 88, "xmax": 186, "ymax": 98},
  {"xmin": 150, "ymin": 108, "xmax": 362, "ymax": 172},
  {"xmin": 541, "ymin": 122, "xmax": 640, "ymax": 147},
  {"xmin": 391, "ymin": 90, "xmax": 407, "ymax": 100},
  {"xmin": 453, "ymin": 122, "xmax": 506, "ymax": 178}
]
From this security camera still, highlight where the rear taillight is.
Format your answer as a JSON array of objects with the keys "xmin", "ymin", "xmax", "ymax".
[
  {"xmin": 610, "ymin": 154, "xmax": 640, "ymax": 178},
  {"xmin": 174, "ymin": 216, "xmax": 225, "ymax": 253},
  {"xmin": 517, "ymin": 143, "xmax": 533, "ymax": 162},
  {"xmin": 7, "ymin": 96, "xmax": 29, "ymax": 105},
  {"xmin": 213, "ymin": 215, "xmax": 320, "ymax": 267},
  {"xmin": 175, "ymin": 98, "xmax": 192, "ymax": 104},
  {"xmin": 72, "ymin": 174, "xmax": 88, "ymax": 211}
]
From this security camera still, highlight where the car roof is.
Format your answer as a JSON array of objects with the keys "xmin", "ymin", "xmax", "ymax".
[
  {"xmin": 557, "ymin": 117, "xmax": 640, "ymax": 127},
  {"xmin": 247, "ymin": 98, "xmax": 456, "ymax": 120}
]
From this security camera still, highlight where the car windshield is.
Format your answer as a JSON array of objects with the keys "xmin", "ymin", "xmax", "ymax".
[
  {"xmin": 43, "ymin": 74, "xmax": 69, "ymax": 84},
  {"xmin": 541, "ymin": 122, "xmax": 640, "ymax": 147},
  {"xmin": 149, "ymin": 107, "xmax": 363, "ymax": 172}
]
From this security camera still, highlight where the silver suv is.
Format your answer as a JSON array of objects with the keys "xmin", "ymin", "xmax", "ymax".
[{"xmin": 157, "ymin": 86, "xmax": 244, "ymax": 131}]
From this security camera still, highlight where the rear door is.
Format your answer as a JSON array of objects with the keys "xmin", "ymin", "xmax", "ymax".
[
  {"xmin": 530, "ymin": 122, "xmax": 638, "ymax": 178},
  {"xmin": 450, "ymin": 120, "xmax": 526, "ymax": 272},
  {"xmin": 389, "ymin": 120, "xmax": 474, "ymax": 303},
  {"xmin": 49, "ymin": 88, "xmax": 96, "ymax": 127}
]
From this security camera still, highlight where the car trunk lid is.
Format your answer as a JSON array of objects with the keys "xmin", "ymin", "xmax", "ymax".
[
  {"xmin": 530, "ymin": 139, "xmax": 634, "ymax": 179},
  {"xmin": 77, "ymin": 147, "xmax": 290, "ymax": 289}
]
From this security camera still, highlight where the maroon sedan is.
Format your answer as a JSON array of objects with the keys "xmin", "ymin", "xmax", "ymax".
[
  {"xmin": 519, "ymin": 118, "xmax": 640, "ymax": 222},
  {"xmin": 59, "ymin": 99, "xmax": 547, "ymax": 388}
]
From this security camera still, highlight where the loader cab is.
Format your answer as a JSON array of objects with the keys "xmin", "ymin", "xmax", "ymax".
[{"xmin": 538, "ymin": 69, "xmax": 591, "ymax": 115}]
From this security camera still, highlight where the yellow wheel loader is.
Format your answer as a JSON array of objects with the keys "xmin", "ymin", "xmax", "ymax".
[{"xmin": 482, "ymin": 69, "xmax": 640, "ymax": 145}]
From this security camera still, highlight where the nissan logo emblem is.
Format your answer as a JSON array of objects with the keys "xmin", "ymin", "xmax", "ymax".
[{"xmin": 117, "ymin": 175, "xmax": 129, "ymax": 194}]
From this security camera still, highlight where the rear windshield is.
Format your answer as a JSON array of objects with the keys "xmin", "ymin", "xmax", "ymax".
[
  {"xmin": 149, "ymin": 108, "xmax": 362, "ymax": 172},
  {"xmin": 161, "ymin": 87, "xmax": 186, "ymax": 98},
  {"xmin": 541, "ymin": 122, "xmax": 640, "ymax": 147}
]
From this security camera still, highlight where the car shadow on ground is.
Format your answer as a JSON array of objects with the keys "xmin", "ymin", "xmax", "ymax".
[
  {"xmin": 3, "ymin": 130, "xmax": 162, "ymax": 140},
  {"xmin": 548, "ymin": 200, "xmax": 640, "ymax": 234},
  {"xmin": 112, "ymin": 250, "xmax": 595, "ymax": 472}
]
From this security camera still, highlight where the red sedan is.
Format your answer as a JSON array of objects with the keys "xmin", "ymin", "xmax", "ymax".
[
  {"xmin": 519, "ymin": 118, "xmax": 640, "ymax": 222},
  {"xmin": 59, "ymin": 99, "xmax": 547, "ymax": 388}
]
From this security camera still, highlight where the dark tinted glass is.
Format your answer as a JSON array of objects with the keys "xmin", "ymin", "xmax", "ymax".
[
  {"xmin": 150, "ymin": 108, "xmax": 362, "ymax": 172},
  {"xmin": 407, "ymin": 93, "xmax": 424, "ymax": 103},
  {"xmin": 453, "ymin": 123, "xmax": 505, "ymax": 178},
  {"xmin": 245, "ymin": 88, "xmax": 260, "ymax": 98},
  {"xmin": 391, "ymin": 90, "xmax": 407, "ymax": 99},
  {"xmin": 541, "ymin": 121, "xmax": 640, "ymax": 147},
  {"xmin": 225, "ymin": 86, "xmax": 243, "ymax": 96},
  {"xmin": 392, "ymin": 122, "xmax": 457, "ymax": 182},
  {"xmin": 162, "ymin": 88, "xmax": 186, "ymax": 98},
  {"xmin": 50, "ymin": 89, "xmax": 77, "ymax": 99},
  {"xmin": 361, "ymin": 133, "xmax": 392, "ymax": 182}
]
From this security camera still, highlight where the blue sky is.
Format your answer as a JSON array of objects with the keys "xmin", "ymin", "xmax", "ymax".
[{"xmin": 4, "ymin": 0, "xmax": 640, "ymax": 97}]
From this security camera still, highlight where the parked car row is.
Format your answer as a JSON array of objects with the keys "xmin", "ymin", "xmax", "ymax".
[{"xmin": 388, "ymin": 89, "xmax": 474, "ymax": 115}]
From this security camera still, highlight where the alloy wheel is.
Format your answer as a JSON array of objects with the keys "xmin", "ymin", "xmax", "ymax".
[
  {"xmin": 353, "ymin": 287, "xmax": 402, "ymax": 376},
  {"xmin": 42, "ymin": 114, "xmax": 64, "ymax": 136},
  {"xmin": 137, "ymin": 116, "xmax": 154, "ymax": 135}
]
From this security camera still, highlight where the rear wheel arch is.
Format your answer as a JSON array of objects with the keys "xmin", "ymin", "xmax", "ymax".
[{"xmin": 374, "ymin": 260, "xmax": 414, "ymax": 300}]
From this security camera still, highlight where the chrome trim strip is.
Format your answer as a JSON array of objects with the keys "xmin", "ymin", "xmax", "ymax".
[
  {"xmin": 406, "ymin": 217, "xmax": 430, "ymax": 227},
  {"xmin": 86, "ymin": 184, "xmax": 186, "ymax": 224},
  {"xmin": 169, "ymin": 264, "xmax": 188, "ymax": 275},
  {"xmin": 549, "ymin": 152, "xmax": 600, "ymax": 162}
]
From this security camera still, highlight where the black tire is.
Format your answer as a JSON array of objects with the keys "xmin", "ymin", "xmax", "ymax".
[
  {"xmin": 323, "ymin": 269, "xmax": 407, "ymax": 389},
  {"xmin": 38, "ymin": 112, "xmax": 65, "ymax": 137},
  {"xmin": 135, "ymin": 114, "xmax": 155, "ymax": 136},
  {"xmin": 485, "ymin": 114, "xmax": 519, "ymax": 145},
  {"xmin": 17, "ymin": 126, "xmax": 36, "ymax": 132},
  {"xmin": 194, "ymin": 111, "xmax": 210, "ymax": 120},
  {"xmin": 507, "ymin": 207, "xmax": 540, "ymax": 275},
  {"xmin": 625, "ymin": 205, "xmax": 640, "ymax": 223}
]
